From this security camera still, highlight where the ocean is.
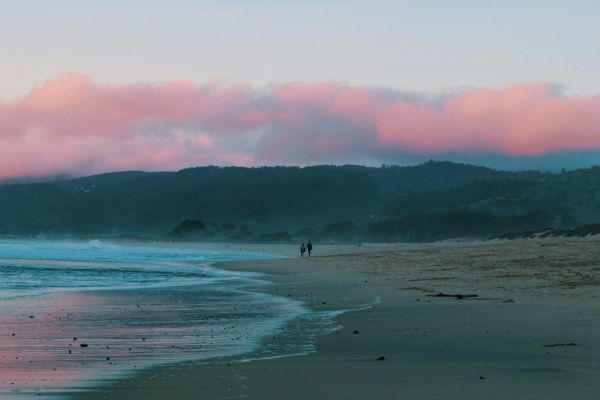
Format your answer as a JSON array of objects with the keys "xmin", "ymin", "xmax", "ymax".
[{"xmin": 0, "ymin": 239, "xmax": 309, "ymax": 398}]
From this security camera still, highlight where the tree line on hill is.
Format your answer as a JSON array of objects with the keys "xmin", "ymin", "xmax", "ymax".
[{"xmin": 1, "ymin": 161, "xmax": 600, "ymax": 243}]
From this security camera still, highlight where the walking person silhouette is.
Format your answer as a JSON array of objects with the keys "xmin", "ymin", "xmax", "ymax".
[
  {"xmin": 307, "ymin": 241, "xmax": 313, "ymax": 257},
  {"xmin": 300, "ymin": 242, "xmax": 306, "ymax": 257}
]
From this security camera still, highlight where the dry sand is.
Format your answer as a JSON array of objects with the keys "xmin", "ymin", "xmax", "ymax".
[{"xmin": 78, "ymin": 237, "xmax": 600, "ymax": 399}]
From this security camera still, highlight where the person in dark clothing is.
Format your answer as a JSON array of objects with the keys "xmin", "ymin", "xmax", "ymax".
[
  {"xmin": 307, "ymin": 241, "xmax": 313, "ymax": 256},
  {"xmin": 300, "ymin": 242, "xmax": 306, "ymax": 257}
]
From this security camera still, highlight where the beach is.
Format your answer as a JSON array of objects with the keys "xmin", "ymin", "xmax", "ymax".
[{"xmin": 78, "ymin": 237, "xmax": 600, "ymax": 400}]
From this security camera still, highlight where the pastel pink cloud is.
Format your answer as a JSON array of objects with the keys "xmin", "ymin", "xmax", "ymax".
[{"xmin": 1, "ymin": 74, "xmax": 600, "ymax": 179}]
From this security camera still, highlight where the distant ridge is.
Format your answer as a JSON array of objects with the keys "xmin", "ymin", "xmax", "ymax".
[{"xmin": 0, "ymin": 161, "xmax": 598, "ymax": 242}]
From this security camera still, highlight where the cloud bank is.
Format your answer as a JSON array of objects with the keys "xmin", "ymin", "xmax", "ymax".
[{"xmin": 1, "ymin": 74, "xmax": 600, "ymax": 179}]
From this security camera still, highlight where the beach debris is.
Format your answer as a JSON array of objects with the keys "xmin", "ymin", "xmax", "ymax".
[
  {"xmin": 80, "ymin": 343, "xmax": 88, "ymax": 348},
  {"xmin": 544, "ymin": 342, "xmax": 579, "ymax": 348},
  {"xmin": 353, "ymin": 330, "xmax": 360, "ymax": 334},
  {"xmin": 479, "ymin": 376, "xmax": 485, "ymax": 380},
  {"xmin": 376, "ymin": 356, "xmax": 385, "ymax": 361},
  {"xmin": 427, "ymin": 292, "xmax": 478, "ymax": 300}
]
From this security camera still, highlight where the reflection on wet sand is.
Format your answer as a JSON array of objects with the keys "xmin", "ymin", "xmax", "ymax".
[{"xmin": 0, "ymin": 283, "xmax": 304, "ymax": 398}]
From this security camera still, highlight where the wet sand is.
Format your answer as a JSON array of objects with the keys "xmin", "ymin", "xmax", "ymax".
[{"xmin": 78, "ymin": 238, "xmax": 600, "ymax": 399}]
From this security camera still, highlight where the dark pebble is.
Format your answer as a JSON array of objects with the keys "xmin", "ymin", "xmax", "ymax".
[
  {"xmin": 353, "ymin": 330, "xmax": 359, "ymax": 334},
  {"xmin": 377, "ymin": 356, "xmax": 385, "ymax": 361}
]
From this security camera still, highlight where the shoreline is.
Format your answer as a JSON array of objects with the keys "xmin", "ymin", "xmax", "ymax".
[
  {"xmin": 76, "ymin": 237, "xmax": 600, "ymax": 399},
  {"xmin": 0, "ymin": 240, "xmax": 306, "ymax": 400}
]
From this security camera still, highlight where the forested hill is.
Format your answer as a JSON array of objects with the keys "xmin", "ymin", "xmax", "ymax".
[{"xmin": 1, "ymin": 161, "xmax": 599, "ymax": 242}]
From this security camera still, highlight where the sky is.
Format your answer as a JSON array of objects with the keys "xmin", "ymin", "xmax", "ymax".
[{"xmin": 1, "ymin": 1, "xmax": 600, "ymax": 179}]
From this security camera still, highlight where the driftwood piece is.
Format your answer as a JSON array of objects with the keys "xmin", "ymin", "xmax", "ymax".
[
  {"xmin": 543, "ymin": 342, "xmax": 579, "ymax": 348},
  {"xmin": 426, "ymin": 292, "xmax": 479, "ymax": 300}
]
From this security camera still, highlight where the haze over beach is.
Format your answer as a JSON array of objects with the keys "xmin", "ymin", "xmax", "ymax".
[{"xmin": 2, "ymin": 1, "xmax": 600, "ymax": 399}]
